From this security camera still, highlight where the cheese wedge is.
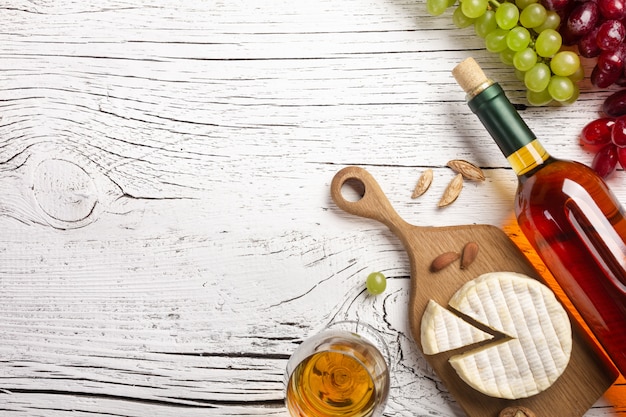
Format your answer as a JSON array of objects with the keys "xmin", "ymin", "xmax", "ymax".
[
  {"xmin": 448, "ymin": 271, "xmax": 572, "ymax": 399},
  {"xmin": 421, "ymin": 299, "xmax": 494, "ymax": 355}
]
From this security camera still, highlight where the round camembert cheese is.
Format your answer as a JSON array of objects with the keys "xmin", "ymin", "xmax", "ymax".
[{"xmin": 421, "ymin": 271, "xmax": 572, "ymax": 400}]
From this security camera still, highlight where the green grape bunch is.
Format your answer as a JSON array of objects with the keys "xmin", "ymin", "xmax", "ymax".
[{"xmin": 428, "ymin": 0, "xmax": 584, "ymax": 105}]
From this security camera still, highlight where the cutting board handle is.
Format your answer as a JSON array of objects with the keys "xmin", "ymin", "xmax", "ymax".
[{"xmin": 331, "ymin": 166, "xmax": 410, "ymax": 232}]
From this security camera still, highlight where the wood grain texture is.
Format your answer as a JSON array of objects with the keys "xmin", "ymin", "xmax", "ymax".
[{"xmin": 0, "ymin": 1, "xmax": 624, "ymax": 416}]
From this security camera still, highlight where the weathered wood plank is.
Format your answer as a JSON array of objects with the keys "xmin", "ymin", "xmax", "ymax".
[{"xmin": 0, "ymin": 0, "xmax": 623, "ymax": 416}]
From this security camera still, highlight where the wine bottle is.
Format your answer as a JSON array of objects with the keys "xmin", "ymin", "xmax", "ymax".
[{"xmin": 452, "ymin": 57, "xmax": 626, "ymax": 376}]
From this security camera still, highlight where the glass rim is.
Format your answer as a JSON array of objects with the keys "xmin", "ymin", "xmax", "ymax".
[{"xmin": 324, "ymin": 320, "xmax": 391, "ymax": 365}]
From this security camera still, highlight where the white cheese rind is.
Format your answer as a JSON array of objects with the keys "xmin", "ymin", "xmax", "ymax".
[
  {"xmin": 448, "ymin": 271, "xmax": 572, "ymax": 399},
  {"xmin": 421, "ymin": 299, "xmax": 494, "ymax": 355}
]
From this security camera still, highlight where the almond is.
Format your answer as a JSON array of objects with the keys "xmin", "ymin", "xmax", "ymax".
[
  {"xmin": 430, "ymin": 251, "xmax": 460, "ymax": 272},
  {"xmin": 438, "ymin": 173, "xmax": 463, "ymax": 207},
  {"xmin": 411, "ymin": 168, "xmax": 433, "ymax": 199},
  {"xmin": 447, "ymin": 159, "xmax": 485, "ymax": 181},
  {"xmin": 461, "ymin": 241, "xmax": 479, "ymax": 269}
]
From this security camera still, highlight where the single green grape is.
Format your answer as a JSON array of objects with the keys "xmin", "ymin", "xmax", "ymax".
[
  {"xmin": 506, "ymin": 26, "xmax": 531, "ymax": 51},
  {"xmin": 427, "ymin": 0, "xmax": 451, "ymax": 16},
  {"xmin": 366, "ymin": 272, "xmax": 387, "ymax": 295},
  {"xmin": 568, "ymin": 65, "xmax": 585, "ymax": 83},
  {"xmin": 548, "ymin": 75, "xmax": 575, "ymax": 101},
  {"xmin": 495, "ymin": 2, "xmax": 520, "ymax": 30},
  {"xmin": 533, "ymin": 10, "xmax": 560, "ymax": 33},
  {"xmin": 519, "ymin": 3, "xmax": 547, "ymax": 28},
  {"xmin": 535, "ymin": 28, "xmax": 562, "ymax": 57},
  {"xmin": 474, "ymin": 10, "xmax": 497, "ymax": 38},
  {"xmin": 525, "ymin": 62, "xmax": 551, "ymax": 92},
  {"xmin": 513, "ymin": 47, "xmax": 537, "ymax": 71},
  {"xmin": 527, "ymin": 88, "xmax": 553, "ymax": 106},
  {"xmin": 559, "ymin": 84, "xmax": 580, "ymax": 105},
  {"xmin": 515, "ymin": 0, "xmax": 539, "ymax": 9},
  {"xmin": 550, "ymin": 50, "xmax": 580, "ymax": 77},
  {"xmin": 485, "ymin": 28, "xmax": 510, "ymax": 53},
  {"xmin": 453, "ymin": 5, "xmax": 476, "ymax": 28},
  {"xmin": 462, "ymin": 0, "xmax": 489, "ymax": 19},
  {"xmin": 515, "ymin": 68, "xmax": 527, "ymax": 81},
  {"xmin": 500, "ymin": 48, "xmax": 516, "ymax": 66}
]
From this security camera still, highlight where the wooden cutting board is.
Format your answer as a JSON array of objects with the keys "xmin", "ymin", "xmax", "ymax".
[{"xmin": 330, "ymin": 166, "xmax": 618, "ymax": 417}]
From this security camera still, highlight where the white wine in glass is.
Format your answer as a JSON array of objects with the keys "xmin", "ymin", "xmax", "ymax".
[{"xmin": 284, "ymin": 321, "xmax": 390, "ymax": 417}]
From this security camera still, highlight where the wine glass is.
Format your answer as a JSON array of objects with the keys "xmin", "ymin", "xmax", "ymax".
[{"xmin": 284, "ymin": 320, "xmax": 390, "ymax": 417}]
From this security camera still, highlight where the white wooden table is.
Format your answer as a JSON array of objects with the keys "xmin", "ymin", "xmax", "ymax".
[{"xmin": 1, "ymin": 1, "xmax": 624, "ymax": 416}]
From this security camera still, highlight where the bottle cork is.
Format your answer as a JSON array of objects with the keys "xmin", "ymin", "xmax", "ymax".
[{"xmin": 452, "ymin": 57, "xmax": 493, "ymax": 97}]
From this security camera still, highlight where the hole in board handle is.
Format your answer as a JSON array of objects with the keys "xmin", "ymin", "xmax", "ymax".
[{"xmin": 340, "ymin": 178, "xmax": 366, "ymax": 203}]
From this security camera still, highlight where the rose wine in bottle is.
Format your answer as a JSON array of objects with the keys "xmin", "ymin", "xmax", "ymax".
[{"xmin": 452, "ymin": 57, "xmax": 626, "ymax": 376}]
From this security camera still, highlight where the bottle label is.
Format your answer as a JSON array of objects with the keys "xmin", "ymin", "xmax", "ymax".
[{"xmin": 507, "ymin": 140, "xmax": 549, "ymax": 175}]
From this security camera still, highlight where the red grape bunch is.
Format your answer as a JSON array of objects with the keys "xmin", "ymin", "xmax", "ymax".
[
  {"xmin": 580, "ymin": 89, "xmax": 626, "ymax": 177},
  {"xmin": 555, "ymin": 0, "xmax": 626, "ymax": 87}
]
